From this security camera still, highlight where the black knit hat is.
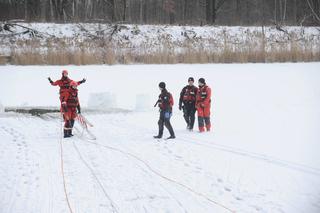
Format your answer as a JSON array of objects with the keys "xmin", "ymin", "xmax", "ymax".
[
  {"xmin": 188, "ymin": 77, "xmax": 194, "ymax": 82},
  {"xmin": 198, "ymin": 78, "xmax": 205, "ymax": 84},
  {"xmin": 159, "ymin": 82, "xmax": 166, "ymax": 89}
]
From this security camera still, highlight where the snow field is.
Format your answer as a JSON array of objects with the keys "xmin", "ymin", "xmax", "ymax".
[{"xmin": 0, "ymin": 63, "xmax": 320, "ymax": 212}]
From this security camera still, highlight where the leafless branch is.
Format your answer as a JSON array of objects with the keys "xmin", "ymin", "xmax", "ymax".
[{"xmin": 306, "ymin": 0, "xmax": 320, "ymax": 23}]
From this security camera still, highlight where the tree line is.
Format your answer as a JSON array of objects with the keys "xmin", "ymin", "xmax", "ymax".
[{"xmin": 0, "ymin": 0, "xmax": 319, "ymax": 26}]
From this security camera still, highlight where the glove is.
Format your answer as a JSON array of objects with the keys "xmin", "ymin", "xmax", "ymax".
[
  {"xmin": 200, "ymin": 103, "xmax": 205, "ymax": 108},
  {"xmin": 79, "ymin": 78, "xmax": 86, "ymax": 84},
  {"xmin": 48, "ymin": 77, "xmax": 53, "ymax": 84},
  {"xmin": 179, "ymin": 105, "xmax": 182, "ymax": 111},
  {"xmin": 77, "ymin": 105, "xmax": 81, "ymax": 114},
  {"xmin": 164, "ymin": 111, "xmax": 171, "ymax": 119}
]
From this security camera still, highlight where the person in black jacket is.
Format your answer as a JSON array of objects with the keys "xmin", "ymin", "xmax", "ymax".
[
  {"xmin": 154, "ymin": 82, "xmax": 175, "ymax": 140},
  {"xmin": 179, "ymin": 77, "xmax": 198, "ymax": 131}
]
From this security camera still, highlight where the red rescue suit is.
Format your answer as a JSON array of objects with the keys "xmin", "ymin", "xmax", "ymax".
[
  {"xmin": 64, "ymin": 87, "xmax": 80, "ymax": 120},
  {"xmin": 50, "ymin": 76, "xmax": 72, "ymax": 104},
  {"xmin": 62, "ymin": 87, "xmax": 80, "ymax": 137},
  {"xmin": 196, "ymin": 84, "xmax": 211, "ymax": 132}
]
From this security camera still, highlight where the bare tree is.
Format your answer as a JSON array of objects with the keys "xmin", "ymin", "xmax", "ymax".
[
  {"xmin": 306, "ymin": 0, "xmax": 320, "ymax": 23},
  {"xmin": 0, "ymin": 0, "xmax": 319, "ymax": 25}
]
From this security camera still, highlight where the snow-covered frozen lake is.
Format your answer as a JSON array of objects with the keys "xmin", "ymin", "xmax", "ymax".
[{"xmin": 0, "ymin": 63, "xmax": 319, "ymax": 212}]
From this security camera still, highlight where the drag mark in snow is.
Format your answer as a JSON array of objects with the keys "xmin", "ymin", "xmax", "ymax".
[
  {"xmin": 72, "ymin": 141, "xmax": 119, "ymax": 213},
  {"xmin": 59, "ymin": 124, "xmax": 74, "ymax": 213},
  {"xmin": 83, "ymin": 140, "xmax": 235, "ymax": 213},
  {"xmin": 179, "ymin": 136, "xmax": 320, "ymax": 177},
  {"xmin": 157, "ymin": 183, "xmax": 188, "ymax": 213}
]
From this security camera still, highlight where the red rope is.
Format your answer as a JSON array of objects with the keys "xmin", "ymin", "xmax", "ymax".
[
  {"xmin": 59, "ymin": 113, "xmax": 74, "ymax": 213},
  {"xmin": 85, "ymin": 140, "xmax": 235, "ymax": 213}
]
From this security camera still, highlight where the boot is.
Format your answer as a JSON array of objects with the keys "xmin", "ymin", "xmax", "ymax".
[
  {"xmin": 166, "ymin": 135, "xmax": 176, "ymax": 140},
  {"xmin": 186, "ymin": 124, "xmax": 190, "ymax": 130},
  {"xmin": 64, "ymin": 130, "xmax": 70, "ymax": 138},
  {"xmin": 199, "ymin": 126, "xmax": 205, "ymax": 133},
  {"xmin": 68, "ymin": 129, "xmax": 73, "ymax": 137},
  {"xmin": 153, "ymin": 135, "xmax": 162, "ymax": 139},
  {"xmin": 206, "ymin": 124, "xmax": 211, "ymax": 132}
]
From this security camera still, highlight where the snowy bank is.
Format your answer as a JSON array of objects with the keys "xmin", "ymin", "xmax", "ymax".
[{"xmin": 1, "ymin": 23, "xmax": 319, "ymax": 64}]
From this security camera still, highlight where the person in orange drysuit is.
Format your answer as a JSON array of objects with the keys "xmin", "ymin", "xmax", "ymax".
[
  {"xmin": 48, "ymin": 70, "xmax": 86, "ymax": 107},
  {"xmin": 196, "ymin": 78, "xmax": 212, "ymax": 132},
  {"xmin": 62, "ymin": 81, "xmax": 81, "ymax": 138}
]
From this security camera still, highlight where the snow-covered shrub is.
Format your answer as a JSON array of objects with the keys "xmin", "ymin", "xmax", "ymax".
[{"xmin": 88, "ymin": 92, "xmax": 117, "ymax": 110}]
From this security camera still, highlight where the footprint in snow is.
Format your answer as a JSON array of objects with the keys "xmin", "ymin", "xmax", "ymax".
[
  {"xmin": 253, "ymin": 205, "xmax": 262, "ymax": 211},
  {"xmin": 224, "ymin": 186, "xmax": 232, "ymax": 192},
  {"xmin": 211, "ymin": 183, "xmax": 219, "ymax": 188},
  {"xmin": 233, "ymin": 195, "xmax": 243, "ymax": 201},
  {"xmin": 217, "ymin": 178, "xmax": 223, "ymax": 183}
]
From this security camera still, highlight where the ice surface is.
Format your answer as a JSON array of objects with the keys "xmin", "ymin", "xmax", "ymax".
[
  {"xmin": 88, "ymin": 92, "xmax": 117, "ymax": 110},
  {"xmin": 0, "ymin": 63, "xmax": 319, "ymax": 213},
  {"xmin": 135, "ymin": 94, "xmax": 151, "ymax": 112},
  {"xmin": 0, "ymin": 101, "xmax": 4, "ymax": 113}
]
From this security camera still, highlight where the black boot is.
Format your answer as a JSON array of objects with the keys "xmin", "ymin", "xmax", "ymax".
[
  {"xmin": 69, "ymin": 120, "xmax": 74, "ymax": 136},
  {"xmin": 166, "ymin": 135, "xmax": 176, "ymax": 140},
  {"xmin": 64, "ymin": 130, "xmax": 70, "ymax": 138},
  {"xmin": 153, "ymin": 135, "xmax": 162, "ymax": 139},
  {"xmin": 68, "ymin": 129, "xmax": 73, "ymax": 137}
]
